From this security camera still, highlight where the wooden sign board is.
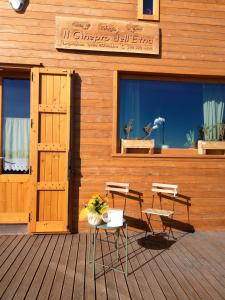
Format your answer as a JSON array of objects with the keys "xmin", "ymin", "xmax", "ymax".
[{"xmin": 55, "ymin": 16, "xmax": 159, "ymax": 55}]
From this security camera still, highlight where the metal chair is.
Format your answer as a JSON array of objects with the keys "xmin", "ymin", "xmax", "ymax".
[{"xmin": 142, "ymin": 183, "xmax": 178, "ymax": 239}]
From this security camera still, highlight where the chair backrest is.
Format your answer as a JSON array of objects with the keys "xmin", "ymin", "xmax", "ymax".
[
  {"xmin": 152, "ymin": 182, "xmax": 178, "ymax": 197},
  {"xmin": 105, "ymin": 182, "xmax": 129, "ymax": 195}
]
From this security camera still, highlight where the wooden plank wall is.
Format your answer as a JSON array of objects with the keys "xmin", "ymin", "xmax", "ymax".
[{"xmin": 0, "ymin": 0, "xmax": 225, "ymax": 231}]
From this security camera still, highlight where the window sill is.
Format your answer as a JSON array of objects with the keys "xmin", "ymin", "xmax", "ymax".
[
  {"xmin": 112, "ymin": 153, "xmax": 225, "ymax": 159},
  {"xmin": 138, "ymin": 14, "xmax": 159, "ymax": 21}
]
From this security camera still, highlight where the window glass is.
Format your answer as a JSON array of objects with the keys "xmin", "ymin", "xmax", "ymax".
[
  {"xmin": 143, "ymin": 0, "xmax": 153, "ymax": 15},
  {"xmin": 2, "ymin": 78, "xmax": 30, "ymax": 173},
  {"xmin": 119, "ymin": 79, "xmax": 225, "ymax": 149}
]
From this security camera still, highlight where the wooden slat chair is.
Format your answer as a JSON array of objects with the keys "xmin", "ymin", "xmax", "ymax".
[
  {"xmin": 142, "ymin": 183, "xmax": 178, "ymax": 239},
  {"xmin": 104, "ymin": 182, "xmax": 129, "ymax": 234},
  {"xmin": 105, "ymin": 182, "xmax": 129, "ymax": 210}
]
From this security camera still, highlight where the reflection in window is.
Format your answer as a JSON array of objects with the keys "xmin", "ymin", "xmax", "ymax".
[
  {"xmin": 143, "ymin": 0, "xmax": 153, "ymax": 15},
  {"xmin": 2, "ymin": 78, "xmax": 30, "ymax": 173},
  {"xmin": 119, "ymin": 79, "xmax": 225, "ymax": 149},
  {"xmin": 138, "ymin": 0, "xmax": 159, "ymax": 21}
]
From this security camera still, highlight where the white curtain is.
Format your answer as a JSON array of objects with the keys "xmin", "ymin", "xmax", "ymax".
[
  {"xmin": 203, "ymin": 85, "xmax": 225, "ymax": 140},
  {"xmin": 122, "ymin": 80, "xmax": 141, "ymax": 138},
  {"xmin": 3, "ymin": 118, "xmax": 30, "ymax": 171}
]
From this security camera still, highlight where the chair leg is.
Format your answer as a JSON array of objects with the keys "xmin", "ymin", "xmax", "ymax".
[
  {"xmin": 145, "ymin": 213, "xmax": 154, "ymax": 238},
  {"xmin": 168, "ymin": 215, "xmax": 176, "ymax": 240}
]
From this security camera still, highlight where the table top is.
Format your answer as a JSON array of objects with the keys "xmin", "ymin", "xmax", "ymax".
[{"xmin": 89, "ymin": 220, "xmax": 127, "ymax": 230}]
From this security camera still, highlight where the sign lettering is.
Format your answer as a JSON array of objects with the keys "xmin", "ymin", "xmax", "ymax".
[{"xmin": 56, "ymin": 17, "xmax": 159, "ymax": 55}]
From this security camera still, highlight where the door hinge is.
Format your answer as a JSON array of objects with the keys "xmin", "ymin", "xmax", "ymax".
[
  {"xmin": 30, "ymin": 118, "xmax": 33, "ymax": 128},
  {"xmin": 29, "ymin": 212, "xmax": 32, "ymax": 222},
  {"xmin": 29, "ymin": 165, "xmax": 32, "ymax": 174},
  {"xmin": 31, "ymin": 72, "xmax": 34, "ymax": 81}
]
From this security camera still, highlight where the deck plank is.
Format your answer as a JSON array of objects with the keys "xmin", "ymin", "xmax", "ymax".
[
  {"xmin": 196, "ymin": 232, "xmax": 225, "ymax": 268},
  {"xmin": 129, "ymin": 233, "xmax": 166, "ymax": 300},
  {"xmin": 173, "ymin": 239, "xmax": 223, "ymax": 300},
  {"xmin": 108, "ymin": 232, "xmax": 131, "ymax": 300},
  {"xmin": 61, "ymin": 234, "xmax": 79, "ymax": 300},
  {"xmin": 0, "ymin": 235, "xmax": 24, "ymax": 267},
  {"xmin": 49, "ymin": 234, "xmax": 73, "ymax": 300},
  {"xmin": 167, "ymin": 241, "xmax": 212, "ymax": 300},
  {"xmin": 118, "ymin": 233, "xmax": 144, "ymax": 300},
  {"xmin": 0, "ymin": 235, "xmax": 29, "ymax": 278},
  {"xmin": 13, "ymin": 235, "xmax": 52, "ymax": 300},
  {"xmin": 36, "ymin": 235, "xmax": 65, "ymax": 300},
  {"xmin": 85, "ymin": 231, "xmax": 96, "ymax": 300},
  {"xmin": 0, "ymin": 231, "xmax": 224, "ymax": 300},
  {"xmin": 134, "ymin": 233, "xmax": 177, "ymax": 300},
  {"xmin": 0, "ymin": 235, "xmax": 10, "ymax": 247},
  {"xmin": 176, "ymin": 238, "xmax": 225, "ymax": 300},
  {"xmin": 94, "ymin": 233, "xmax": 107, "ymax": 300},
  {"xmin": 0, "ymin": 235, "xmax": 17, "ymax": 257},
  {"xmin": 182, "ymin": 233, "xmax": 225, "ymax": 277},
  {"xmin": 159, "ymin": 245, "xmax": 201, "ymax": 299},
  {"xmin": 152, "ymin": 244, "xmax": 189, "ymax": 300},
  {"xmin": 73, "ymin": 234, "xmax": 86, "ymax": 300},
  {"xmin": 0, "ymin": 235, "xmax": 39, "ymax": 299},
  {"xmin": 25, "ymin": 235, "xmax": 59, "ymax": 300},
  {"xmin": 180, "ymin": 234, "xmax": 225, "ymax": 296},
  {"xmin": 101, "ymin": 231, "xmax": 119, "ymax": 300}
]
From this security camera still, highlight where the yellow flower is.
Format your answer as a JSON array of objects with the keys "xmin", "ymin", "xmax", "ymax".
[
  {"xmin": 79, "ymin": 207, "xmax": 88, "ymax": 221},
  {"xmin": 80, "ymin": 194, "xmax": 108, "ymax": 219},
  {"xmin": 99, "ymin": 205, "xmax": 108, "ymax": 215}
]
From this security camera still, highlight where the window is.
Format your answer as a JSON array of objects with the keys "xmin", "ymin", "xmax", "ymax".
[
  {"xmin": 138, "ymin": 0, "xmax": 159, "ymax": 21},
  {"xmin": 115, "ymin": 73, "xmax": 225, "ymax": 155},
  {"xmin": 1, "ymin": 77, "xmax": 30, "ymax": 173}
]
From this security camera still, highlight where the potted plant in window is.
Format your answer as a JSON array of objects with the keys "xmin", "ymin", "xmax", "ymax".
[
  {"xmin": 198, "ymin": 100, "xmax": 225, "ymax": 154},
  {"xmin": 121, "ymin": 117, "xmax": 165, "ymax": 154},
  {"xmin": 185, "ymin": 130, "xmax": 197, "ymax": 148}
]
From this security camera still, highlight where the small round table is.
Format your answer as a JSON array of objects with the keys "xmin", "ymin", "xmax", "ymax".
[{"xmin": 88, "ymin": 222, "xmax": 128, "ymax": 279}]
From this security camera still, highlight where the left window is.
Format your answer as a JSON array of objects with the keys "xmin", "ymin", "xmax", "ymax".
[
  {"xmin": 138, "ymin": 0, "xmax": 159, "ymax": 21},
  {"xmin": 1, "ymin": 77, "xmax": 30, "ymax": 174}
]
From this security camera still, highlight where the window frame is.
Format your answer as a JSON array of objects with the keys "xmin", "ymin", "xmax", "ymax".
[
  {"xmin": 112, "ymin": 70, "xmax": 225, "ymax": 158},
  {"xmin": 0, "ymin": 71, "xmax": 31, "ymax": 175},
  {"xmin": 138, "ymin": 0, "xmax": 160, "ymax": 21}
]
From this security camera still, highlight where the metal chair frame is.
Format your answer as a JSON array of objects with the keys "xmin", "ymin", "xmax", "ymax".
[{"xmin": 142, "ymin": 183, "xmax": 178, "ymax": 239}]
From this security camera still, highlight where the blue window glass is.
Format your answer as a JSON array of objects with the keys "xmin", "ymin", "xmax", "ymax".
[
  {"xmin": 119, "ymin": 79, "xmax": 225, "ymax": 149},
  {"xmin": 2, "ymin": 78, "xmax": 30, "ymax": 173},
  {"xmin": 3, "ymin": 79, "xmax": 30, "ymax": 118},
  {"xmin": 143, "ymin": 0, "xmax": 153, "ymax": 15}
]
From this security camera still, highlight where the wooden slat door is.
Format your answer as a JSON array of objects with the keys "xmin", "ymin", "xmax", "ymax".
[{"xmin": 29, "ymin": 68, "xmax": 72, "ymax": 233}]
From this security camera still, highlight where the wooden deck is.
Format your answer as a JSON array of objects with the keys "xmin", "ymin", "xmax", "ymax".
[{"xmin": 0, "ymin": 231, "xmax": 224, "ymax": 300}]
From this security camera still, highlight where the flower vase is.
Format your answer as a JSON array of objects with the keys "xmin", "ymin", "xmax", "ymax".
[{"xmin": 88, "ymin": 212, "xmax": 102, "ymax": 226}]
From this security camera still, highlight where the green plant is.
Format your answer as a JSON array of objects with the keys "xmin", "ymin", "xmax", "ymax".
[
  {"xmin": 218, "ymin": 123, "xmax": 225, "ymax": 141},
  {"xmin": 202, "ymin": 123, "xmax": 225, "ymax": 141},
  {"xmin": 185, "ymin": 130, "xmax": 196, "ymax": 148}
]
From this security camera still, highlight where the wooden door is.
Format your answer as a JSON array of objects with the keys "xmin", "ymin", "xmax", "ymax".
[{"xmin": 29, "ymin": 68, "xmax": 72, "ymax": 233}]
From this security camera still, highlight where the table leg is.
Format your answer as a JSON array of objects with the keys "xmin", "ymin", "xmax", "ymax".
[
  {"xmin": 92, "ymin": 227, "xmax": 96, "ymax": 279},
  {"xmin": 116, "ymin": 228, "xmax": 119, "ymax": 261},
  {"xmin": 125, "ymin": 223, "xmax": 128, "ymax": 277},
  {"xmin": 88, "ymin": 227, "xmax": 92, "ymax": 263}
]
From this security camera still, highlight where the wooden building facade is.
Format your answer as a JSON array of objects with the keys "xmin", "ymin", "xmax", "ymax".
[{"xmin": 0, "ymin": 0, "xmax": 225, "ymax": 234}]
